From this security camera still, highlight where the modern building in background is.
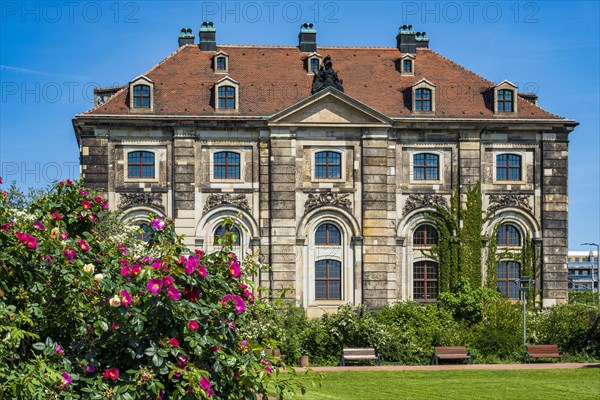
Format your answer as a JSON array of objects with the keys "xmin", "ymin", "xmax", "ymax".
[
  {"xmin": 567, "ymin": 251, "xmax": 598, "ymax": 292},
  {"xmin": 73, "ymin": 23, "xmax": 577, "ymax": 315}
]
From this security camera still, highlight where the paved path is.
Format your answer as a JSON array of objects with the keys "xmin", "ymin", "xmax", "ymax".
[{"xmin": 294, "ymin": 362, "xmax": 600, "ymax": 372}]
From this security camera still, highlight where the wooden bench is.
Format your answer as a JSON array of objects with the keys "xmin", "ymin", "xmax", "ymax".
[
  {"xmin": 264, "ymin": 348, "xmax": 282, "ymax": 363},
  {"xmin": 526, "ymin": 345, "xmax": 563, "ymax": 363},
  {"xmin": 432, "ymin": 346, "xmax": 473, "ymax": 365},
  {"xmin": 340, "ymin": 347, "xmax": 381, "ymax": 366}
]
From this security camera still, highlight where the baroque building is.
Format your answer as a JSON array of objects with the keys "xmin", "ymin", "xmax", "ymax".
[{"xmin": 73, "ymin": 23, "xmax": 577, "ymax": 315}]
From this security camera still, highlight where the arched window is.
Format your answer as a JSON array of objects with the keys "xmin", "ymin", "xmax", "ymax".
[
  {"xmin": 214, "ymin": 151, "xmax": 240, "ymax": 179},
  {"xmin": 413, "ymin": 153, "xmax": 439, "ymax": 180},
  {"xmin": 497, "ymin": 89, "xmax": 513, "ymax": 112},
  {"xmin": 497, "ymin": 224, "xmax": 521, "ymax": 246},
  {"xmin": 136, "ymin": 222, "xmax": 152, "ymax": 242},
  {"xmin": 132, "ymin": 84, "xmax": 151, "ymax": 108},
  {"xmin": 216, "ymin": 56, "xmax": 227, "ymax": 71},
  {"xmin": 315, "ymin": 151, "xmax": 341, "ymax": 179},
  {"xmin": 413, "ymin": 224, "xmax": 438, "ymax": 246},
  {"xmin": 218, "ymin": 86, "xmax": 236, "ymax": 109},
  {"xmin": 497, "ymin": 261, "xmax": 520, "ymax": 299},
  {"xmin": 127, "ymin": 151, "xmax": 155, "ymax": 178},
  {"xmin": 413, "ymin": 261, "xmax": 438, "ymax": 302},
  {"xmin": 496, "ymin": 154, "xmax": 522, "ymax": 181},
  {"xmin": 315, "ymin": 223, "xmax": 341, "ymax": 245},
  {"xmin": 315, "ymin": 259, "xmax": 341, "ymax": 300},
  {"xmin": 415, "ymin": 88, "xmax": 432, "ymax": 111},
  {"xmin": 214, "ymin": 224, "xmax": 241, "ymax": 246}
]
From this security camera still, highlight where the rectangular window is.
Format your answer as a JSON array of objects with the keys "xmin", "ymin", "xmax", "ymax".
[
  {"xmin": 315, "ymin": 151, "xmax": 342, "ymax": 179},
  {"xmin": 127, "ymin": 151, "xmax": 155, "ymax": 178},
  {"xmin": 413, "ymin": 153, "xmax": 439, "ymax": 181},
  {"xmin": 310, "ymin": 58, "xmax": 319, "ymax": 72},
  {"xmin": 214, "ymin": 151, "xmax": 240, "ymax": 179},
  {"xmin": 403, "ymin": 59, "xmax": 412, "ymax": 73},
  {"xmin": 496, "ymin": 154, "xmax": 522, "ymax": 181},
  {"xmin": 218, "ymin": 86, "xmax": 236, "ymax": 109},
  {"xmin": 315, "ymin": 260, "xmax": 341, "ymax": 300}
]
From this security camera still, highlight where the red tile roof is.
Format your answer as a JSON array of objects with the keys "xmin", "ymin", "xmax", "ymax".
[{"xmin": 83, "ymin": 44, "xmax": 563, "ymax": 120}]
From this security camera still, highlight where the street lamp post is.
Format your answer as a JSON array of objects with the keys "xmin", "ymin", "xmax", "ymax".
[
  {"xmin": 581, "ymin": 243, "xmax": 599, "ymax": 303},
  {"xmin": 518, "ymin": 276, "xmax": 533, "ymax": 352}
]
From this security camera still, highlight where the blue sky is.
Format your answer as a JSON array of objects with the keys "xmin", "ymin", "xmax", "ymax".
[{"xmin": 0, "ymin": 1, "xmax": 598, "ymax": 250}]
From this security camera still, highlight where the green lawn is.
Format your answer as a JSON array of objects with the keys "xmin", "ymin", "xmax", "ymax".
[{"xmin": 293, "ymin": 369, "xmax": 600, "ymax": 400}]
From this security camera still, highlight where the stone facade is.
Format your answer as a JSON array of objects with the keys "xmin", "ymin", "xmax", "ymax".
[{"xmin": 73, "ymin": 25, "xmax": 577, "ymax": 315}]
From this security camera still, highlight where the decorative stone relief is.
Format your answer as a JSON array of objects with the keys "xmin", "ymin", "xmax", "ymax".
[
  {"xmin": 402, "ymin": 194, "xmax": 448, "ymax": 215},
  {"xmin": 203, "ymin": 193, "xmax": 250, "ymax": 214},
  {"xmin": 119, "ymin": 192, "xmax": 164, "ymax": 210},
  {"xmin": 487, "ymin": 194, "xmax": 531, "ymax": 215},
  {"xmin": 304, "ymin": 191, "xmax": 351, "ymax": 213}
]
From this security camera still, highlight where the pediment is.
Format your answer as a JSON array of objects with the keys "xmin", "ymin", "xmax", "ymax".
[{"xmin": 268, "ymin": 88, "xmax": 392, "ymax": 126}]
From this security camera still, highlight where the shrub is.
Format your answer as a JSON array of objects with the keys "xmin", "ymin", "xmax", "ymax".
[
  {"xmin": 438, "ymin": 277, "xmax": 500, "ymax": 325},
  {"xmin": 468, "ymin": 299, "xmax": 522, "ymax": 362},
  {"xmin": 301, "ymin": 305, "xmax": 391, "ymax": 365},
  {"xmin": 531, "ymin": 303, "xmax": 600, "ymax": 358},
  {"xmin": 372, "ymin": 301, "xmax": 464, "ymax": 364},
  {"xmin": 0, "ymin": 179, "xmax": 303, "ymax": 399}
]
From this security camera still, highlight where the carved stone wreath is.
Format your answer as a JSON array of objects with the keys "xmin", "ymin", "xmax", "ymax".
[
  {"xmin": 304, "ymin": 191, "xmax": 351, "ymax": 213},
  {"xmin": 203, "ymin": 193, "xmax": 250, "ymax": 215},
  {"xmin": 402, "ymin": 194, "xmax": 448, "ymax": 215},
  {"xmin": 487, "ymin": 194, "xmax": 531, "ymax": 215},
  {"xmin": 119, "ymin": 192, "xmax": 164, "ymax": 210}
]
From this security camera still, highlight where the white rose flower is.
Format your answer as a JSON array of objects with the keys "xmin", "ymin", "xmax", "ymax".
[
  {"xmin": 83, "ymin": 263, "xmax": 95, "ymax": 273},
  {"xmin": 50, "ymin": 227, "xmax": 60, "ymax": 240},
  {"xmin": 109, "ymin": 294, "xmax": 121, "ymax": 307},
  {"xmin": 94, "ymin": 273, "xmax": 104, "ymax": 282}
]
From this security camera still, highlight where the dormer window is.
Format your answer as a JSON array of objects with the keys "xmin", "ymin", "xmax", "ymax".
[
  {"xmin": 133, "ymin": 85, "xmax": 151, "ymax": 108},
  {"xmin": 415, "ymin": 88, "xmax": 431, "ymax": 111},
  {"xmin": 128, "ymin": 75, "xmax": 154, "ymax": 112},
  {"xmin": 497, "ymin": 89, "xmax": 513, "ymax": 112},
  {"xmin": 411, "ymin": 79, "xmax": 435, "ymax": 113},
  {"xmin": 213, "ymin": 51, "xmax": 229, "ymax": 73},
  {"xmin": 494, "ymin": 80, "xmax": 518, "ymax": 114},
  {"xmin": 214, "ymin": 76, "xmax": 239, "ymax": 111},
  {"xmin": 218, "ymin": 86, "xmax": 235, "ymax": 109},
  {"xmin": 306, "ymin": 52, "xmax": 322, "ymax": 74},
  {"xmin": 400, "ymin": 54, "xmax": 415, "ymax": 76},
  {"xmin": 216, "ymin": 57, "xmax": 227, "ymax": 71}
]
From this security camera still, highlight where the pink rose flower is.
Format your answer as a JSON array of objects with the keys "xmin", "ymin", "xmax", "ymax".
[
  {"xmin": 121, "ymin": 290, "xmax": 132, "ymax": 307},
  {"xmin": 55, "ymin": 344, "xmax": 64, "ymax": 356},
  {"xmin": 188, "ymin": 320, "xmax": 199, "ymax": 331},
  {"xmin": 147, "ymin": 278, "xmax": 163, "ymax": 295},
  {"xmin": 162, "ymin": 276, "xmax": 174, "ymax": 287},
  {"xmin": 103, "ymin": 367, "xmax": 119, "ymax": 381},
  {"xmin": 200, "ymin": 376, "xmax": 211, "ymax": 390},
  {"xmin": 151, "ymin": 218, "xmax": 166, "ymax": 230},
  {"xmin": 228, "ymin": 259, "xmax": 241, "ymax": 277},
  {"xmin": 86, "ymin": 364, "xmax": 95, "ymax": 373},
  {"xmin": 52, "ymin": 213, "xmax": 63, "ymax": 220},
  {"xmin": 82, "ymin": 200, "xmax": 92, "ymax": 210},
  {"xmin": 77, "ymin": 240, "xmax": 90, "ymax": 251},
  {"xmin": 198, "ymin": 265, "xmax": 208, "ymax": 277},
  {"xmin": 33, "ymin": 221, "xmax": 45, "ymax": 231},
  {"xmin": 61, "ymin": 372, "xmax": 72, "ymax": 385},
  {"xmin": 169, "ymin": 337, "xmax": 179, "ymax": 348},
  {"xmin": 167, "ymin": 285, "xmax": 180, "ymax": 301}
]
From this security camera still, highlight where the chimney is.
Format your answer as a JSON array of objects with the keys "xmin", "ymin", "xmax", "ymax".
[
  {"xmin": 199, "ymin": 21, "xmax": 216, "ymax": 51},
  {"xmin": 299, "ymin": 23, "xmax": 317, "ymax": 52},
  {"xmin": 178, "ymin": 28, "xmax": 194, "ymax": 47},
  {"xmin": 397, "ymin": 25, "xmax": 415, "ymax": 53},
  {"xmin": 415, "ymin": 31, "xmax": 429, "ymax": 49}
]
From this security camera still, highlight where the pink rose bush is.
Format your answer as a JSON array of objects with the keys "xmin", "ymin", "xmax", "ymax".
[{"xmin": 0, "ymin": 179, "xmax": 304, "ymax": 399}]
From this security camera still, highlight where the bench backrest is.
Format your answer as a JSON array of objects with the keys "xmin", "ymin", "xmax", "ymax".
[
  {"xmin": 343, "ymin": 348, "xmax": 376, "ymax": 356},
  {"xmin": 434, "ymin": 346, "xmax": 468, "ymax": 355},
  {"xmin": 527, "ymin": 345, "xmax": 559, "ymax": 354}
]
